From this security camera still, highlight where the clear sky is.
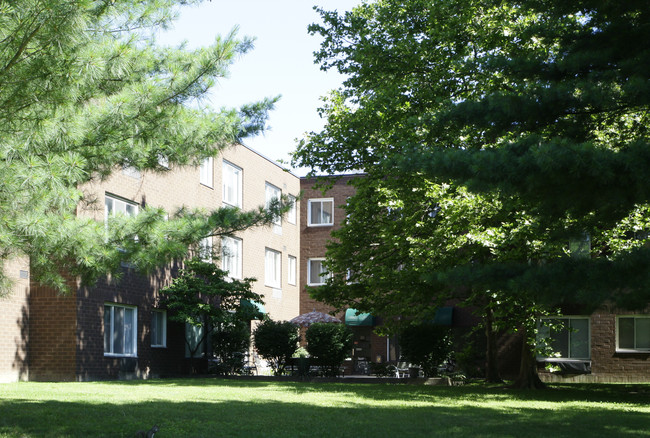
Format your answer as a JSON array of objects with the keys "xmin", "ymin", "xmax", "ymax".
[{"xmin": 158, "ymin": 0, "xmax": 359, "ymax": 175}]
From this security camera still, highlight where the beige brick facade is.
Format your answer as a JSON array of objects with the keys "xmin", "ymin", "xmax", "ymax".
[
  {"xmin": 220, "ymin": 145, "xmax": 301, "ymax": 322},
  {"xmin": 80, "ymin": 143, "xmax": 301, "ymax": 323},
  {"xmin": 1, "ymin": 143, "xmax": 300, "ymax": 381},
  {"xmin": 0, "ymin": 257, "xmax": 30, "ymax": 382},
  {"xmin": 2, "ymin": 152, "xmax": 648, "ymax": 381}
]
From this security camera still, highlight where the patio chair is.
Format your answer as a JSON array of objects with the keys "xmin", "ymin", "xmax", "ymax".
[
  {"xmin": 242, "ymin": 352, "xmax": 259, "ymax": 376},
  {"xmin": 387, "ymin": 361, "xmax": 410, "ymax": 378}
]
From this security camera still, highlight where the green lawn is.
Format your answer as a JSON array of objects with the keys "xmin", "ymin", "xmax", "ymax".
[{"xmin": 0, "ymin": 379, "xmax": 648, "ymax": 437}]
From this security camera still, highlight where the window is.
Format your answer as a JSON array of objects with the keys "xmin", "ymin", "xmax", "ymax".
[
  {"xmin": 287, "ymin": 195, "xmax": 297, "ymax": 224},
  {"xmin": 222, "ymin": 161, "xmax": 242, "ymax": 207},
  {"xmin": 158, "ymin": 154, "xmax": 169, "ymax": 169},
  {"xmin": 151, "ymin": 310, "xmax": 166, "ymax": 348},
  {"xmin": 308, "ymin": 258, "xmax": 331, "ymax": 286},
  {"xmin": 308, "ymin": 198, "xmax": 334, "ymax": 226},
  {"xmin": 104, "ymin": 304, "xmax": 137, "ymax": 357},
  {"xmin": 346, "ymin": 268, "xmax": 359, "ymax": 284},
  {"xmin": 265, "ymin": 183, "xmax": 282, "ymax": 227},
  {"xmin": 537, "ymin": 317, "xmax": 590, "ymax": 359},
  {"xmin": 105, "ymin": 195, "xmax": 139, "ymax": 266},
  {"xmin": 569, "ymin": 233, "xmax": 591, "ymax": 258},
  {"xmin": 105, "ymin": 194, "xmax": 138, "ymax": 222},
  {"xmin": 288, "ymin": 255, "xmax": 297, "ymax": 286},
  {"xmin": 617, "ymin": 316, "xmax": 650, "ymax": 352},
  {"xmin": 221, "ymin": 236, "xmax": 242, "ymax": 279},
  {"xmin": 200, "ymin": 157, "xmax": 213, "ymax": 188},
  {"xmin": 265, "ymin": 248, "xmax": 281, "ymax": 288},
  {"xmin": 199, "ymin": 236, "xmax": 213, "ymax": 261},
  {"xmin": 185, "ymin": 323, "xmax": 206, "ymax": 358},
  {"xmin": 122, "ymin": 165, "xmax": 141, "ymax": 179}
]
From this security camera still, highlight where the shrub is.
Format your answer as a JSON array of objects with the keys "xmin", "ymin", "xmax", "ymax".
[
  {"xmin": 306, "ymin": 323, "xmax": 353, "ymax": 377},
  {"xmin": 253, "ymin": 319, "xmax": 299, "ymax": 375},
  {"xmin": 292, "ymin": 347, "xmax": 310, "ymax": 358},
  {"xmin": 454, "ymin": 339, "xmax": 484, "ymax": 379},
  {"xmin": 211, "ymin": 320, "xmax": 251, "ymax": 375},
  {"xmin": 369, "ymin": 362, "xmax": 395, "ymax": 377},
  {"xmin": 399, "ymin": 322, "xmax": 452, "ymax": 377}
]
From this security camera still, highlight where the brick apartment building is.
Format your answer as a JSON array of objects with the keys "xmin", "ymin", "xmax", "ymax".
[
  {"xmin": 299, "ymin": 175, "xmax": 649, "ymax": 382},
  {"xmin": 299, "ymin": 174, "xmax": 400, "ymax": 374},
  {"xmin": 1, "ymin": 154, "xmax": 648, "ymax": 382},
  {"xmin": 538, "ymin": 311, "xmax": 650, "ymax": 382},
  {"xmin": 0, "ymin": 143, "xmax": 300, "ymax": 382}
]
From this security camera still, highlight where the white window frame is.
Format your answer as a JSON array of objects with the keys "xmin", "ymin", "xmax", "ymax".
[
  {"xmin": 265, "ymin": 182, "xmax": 282, "ymax": 227},
  {"xmin": 287, "ymin": 195, "xmax": 297, "ymax": 225},
  {"xmin": 308, "ymin": 198, "xmax": 334, "ymax": 227},
  {"xmin": 105, "ymin": 194, "xmax": 139, "ymax": 223},
  {"xmin": 346, "ymin": 268, "xmax": 359, "ymax": 284},
  {"xmin": 537, "ymin": 316, "xmax": 591, "ymax": 360},
  {"xmin": 199, "ymin": 236, "xmax": 213, "ymax": 262},
  {"xmin": 308, "ymin": 258, "xmax": 331, "ymax": 286},
  {"xmin": 288, "ymin": 255, "xmax": 297, "ymax": 286},
  {"xmin": 265, "ymin": 248, "xmax": 281, "ymax": 288},
  {"xmin": 200, "ymin": 157, "xmax": 213, "ymax": 188},
  {"xmin": 151, "ymin": 310, "xmax": 167, "ymax": 348},
  {"xmin": 222, "ymin": 160, "xmax": 242, "ymax": 208},
  {"xmin": 617, "ymin": 315, "xmax": 650, "ymax": 352},
  {"xmin": 221, "ymin": 236, "xmax": 242, "ymax": 279},
  {"xmin": 158, "ymin": 154, "xmax": 169, "ymax": 169},
  {"xmin": 569, "ymin": 233, "xmax": 591, "ymax": 258},
  {"xmin": 185, "ymin": 323, "xmax": 206, "ymax": 358},
  {"xmin": 104, "ymin": 303, "xmax": 137, "ymax": 357},
  {"xmin": 105, "ymin": 194, "xmax": 139, "ymax": 268}
]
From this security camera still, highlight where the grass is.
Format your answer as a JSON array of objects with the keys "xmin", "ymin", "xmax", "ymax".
[{"xmin": 0, "ymin": 379, "xmax": 649, "ymax": 437}]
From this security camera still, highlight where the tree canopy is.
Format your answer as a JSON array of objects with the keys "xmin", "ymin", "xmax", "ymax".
[
  {"xmin": 0, "ymin": 0, "xmax": 282, "ymax": 292},
  {"xmin": 299, "ymin": 0, "xmax": 650, "ymax": 218},
  {"xmin": 160, "ymin": 258, "xmax": 263, "ymax": 373},
  {"xmin": 294, "ymin": 0, "xmax": 650, "ymax": 386},
  {"xmin": 294, "ymin": 0, "xmax": 650, "ymax": 307}
]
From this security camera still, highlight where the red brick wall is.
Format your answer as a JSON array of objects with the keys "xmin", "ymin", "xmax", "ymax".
[
  {"xmin": 27, "ymin": 264, "xmax": 191, "ymax": 381},
  {"xmin": 536, "ymin": 310, "xmax": 649, "ymax": 383},
  {"xmin": 28, "ymin": 282, "xmax": 77, "ymax": 381},
  {"xmin": 299, "ymin": 175, "xmax": 399, "ymax": 365},
  {"xmin": 74, "ymin": 266, "xmax": 187, "ymax": 381},
  {"xmin": 589, "ymin": 311, "xmax": 649, "ymax": 381},
  {"xmin": 299, "ymin": 175, "xmax": 359, "ymax": 318}
]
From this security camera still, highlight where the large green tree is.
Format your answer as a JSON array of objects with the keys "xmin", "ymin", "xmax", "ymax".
[
  {"xmin": 160, "ymin": 258, "xmax": 263, "ymax": 374},
  {"xmin": 0, "ymin": 0, "xmax": 283, "ymax": 292},
  {"xmin": 294, "ymin": 0, "xmax": 650, "ymax": 387},
  {"xmin": 310, "ymin": 173, "xmax": 582, "ymax": 386}
]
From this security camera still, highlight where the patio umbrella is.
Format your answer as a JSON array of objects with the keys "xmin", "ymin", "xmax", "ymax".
[{"xmin": 290, "ymin": 311, "xmax": 341, "ymax": 327}]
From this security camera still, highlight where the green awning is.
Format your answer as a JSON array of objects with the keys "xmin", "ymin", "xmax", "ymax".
[
  {"xmin": 433, "ymin": 306, "xmax": 454, "ymax": 326},
  {"xmin": 241, "ymin": 299, "xmax": 266, "ymax": 320},
  {"xmin": 345, "ymin": 308, "xmax": 374, "ymax": 326}
]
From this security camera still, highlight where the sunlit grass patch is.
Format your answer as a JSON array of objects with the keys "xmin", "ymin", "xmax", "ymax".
[{"xmin": 0, "ymin": 379, "xmax": 648, "ymax": 437}]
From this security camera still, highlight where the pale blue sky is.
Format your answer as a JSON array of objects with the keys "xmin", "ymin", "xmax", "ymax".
[{"xmin": 158, "ymin": 0, "xmax": 359, "ymax": 175}]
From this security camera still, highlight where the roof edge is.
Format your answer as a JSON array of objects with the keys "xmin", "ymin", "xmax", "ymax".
[{"xmin": 235, "ymin": 141, "xmax": 299, "ymax": 178}]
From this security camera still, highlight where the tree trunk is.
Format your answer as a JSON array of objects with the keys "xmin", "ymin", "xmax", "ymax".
[
  {"xmin": 512, "ymin": 328, "xmax": 546, "ymax": 389},
  {"xmin": 484, "ymin": 307, "xmax": 503, "ymax": 383}
]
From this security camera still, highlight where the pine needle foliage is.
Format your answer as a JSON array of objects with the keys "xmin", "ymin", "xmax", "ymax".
[{"xmin": 0, "ymin": 0, "xmax": 283, "ymax": 293}]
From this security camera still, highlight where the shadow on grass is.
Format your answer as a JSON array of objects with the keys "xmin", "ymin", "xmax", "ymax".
[
  {"xmin": 98, "ymin": 378, "xmax": 650, "ymax": 407},
  {"xmin": 1, "ymin": 387, "xmax": 648, "ymax": 438}
]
